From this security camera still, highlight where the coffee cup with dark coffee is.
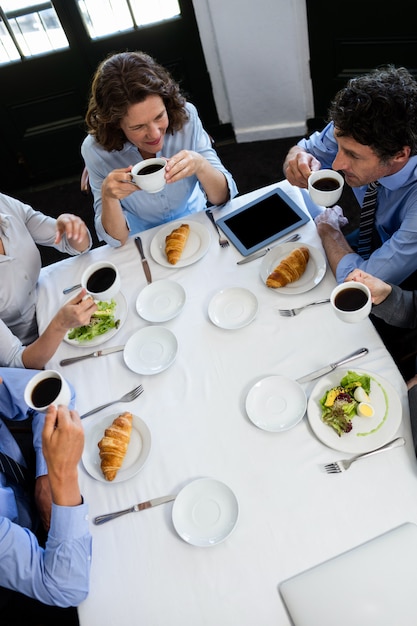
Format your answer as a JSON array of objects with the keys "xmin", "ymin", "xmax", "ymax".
[
  {"xmin": 24, "ymin": 370, "xmax": 71, "ymax": 412},
  {"xmin": 81, "ymin": 261, "xmax": 121, "ymax": 301},
  {"xmin": 131, "ymin": 157, "xmax": 167, "ymax": 193},
  {"xmin": 330, "ymin": 281, "xmax": 372, "ymax": 323},
  {"xmin": 308, "ymin": 170, "xmax": 344, "ymax": 207}
]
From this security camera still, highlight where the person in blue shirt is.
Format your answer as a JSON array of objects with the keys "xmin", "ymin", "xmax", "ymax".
[
  {"xmin": 283, "ymin": 66, "xmax": 417, "ymax": 287},
  {"xmin": 0, "ymin": 368, "xmax": 91, "ymax": 624},
  {"xmin": 81, "ymin": 50, "xmax": 238, "ymax": 247}
]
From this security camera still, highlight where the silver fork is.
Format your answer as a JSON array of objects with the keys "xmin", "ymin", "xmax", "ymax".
[
  {"xmin": 205, "ymin": 209, "xmax": 229, "ymax": 248},
  {"xmin": 80, "ymin": 384, "xmax": 144, "ymax": 419},
  {"xmin": 278, "ymin": 298, "xmax": 330, "ymax": 317},
  {"xmin": 323, "ymin": 437, "xmax": 405, "ymax": 473}
]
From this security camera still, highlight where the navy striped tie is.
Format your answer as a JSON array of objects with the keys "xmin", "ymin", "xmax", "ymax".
[
  {"xmin": 0, "ymin": 451, "xmax": 29, "ymax": 486},
  {"xmin": 357, "ymin": 182, "xmax": 379, "ymax": 259}
]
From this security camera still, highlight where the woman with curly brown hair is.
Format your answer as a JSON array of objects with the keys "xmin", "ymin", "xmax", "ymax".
[{"xmin": 82, "ymin": 51, "xmax": 237, "ymax": 246}]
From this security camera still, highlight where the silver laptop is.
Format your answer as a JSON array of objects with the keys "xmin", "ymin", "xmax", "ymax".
[{"xmin": 279, "ymin": 522, "xmax": 417, "ymax": 626}]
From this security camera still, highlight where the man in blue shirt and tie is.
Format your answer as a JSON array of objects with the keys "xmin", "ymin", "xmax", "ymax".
[{"xmin": 0, "ymin": 368, "xmax": 91, "ymax": 624}]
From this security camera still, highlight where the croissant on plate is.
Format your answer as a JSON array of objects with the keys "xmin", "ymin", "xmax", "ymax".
[
  {"xmin": 266, "ymin": 246, "xmax": 310, "ymax": 288},
  {"xmin": 98, "ymin": 411, "xmax": 133, "ymax": 481},
  {"xmin": 165, "ymin": 223, "xmax": 190, "ymax": 265}
]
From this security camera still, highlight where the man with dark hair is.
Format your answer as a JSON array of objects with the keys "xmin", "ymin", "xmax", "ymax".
[{"xmin": 283, "ymin": 66, "xmax": 417, "ymax": 287}]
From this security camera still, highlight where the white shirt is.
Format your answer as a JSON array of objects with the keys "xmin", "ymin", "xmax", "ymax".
[{"xmin": 0, "ymin": 193, "xmax": 91, "ymax": 367}]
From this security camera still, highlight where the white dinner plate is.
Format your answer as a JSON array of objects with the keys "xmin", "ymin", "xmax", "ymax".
[
  {"xmin": 208, "ymin": 287, "xmax": 258, "ymax": 329},
  {"xmin": 136, "ymin": 279, "xmax": 186, "ymax": 322},
  {"xmin": 123, "ymin": 326, "xmax": 178, "ymax": 374},
  {"xmin": 64, "ymin": 291, "xmax": 128, "ymax": 347},
  {"xmin": 82, "ymin": 412, "xmax": 151, "ymax": 483},
  {"xmin": 172, "ymin": 478, "xmax": 239, "ymax": 546},
  {"xmin": 260, "ymin": 242, "xmax": 326, "ymax": 294},
  {"xmin": 150, "ymin": 220, "xmax": 211, "ymax": 268},
  {"xmin": 307, "ymin": 368, "xmax": 402, "ymax": 453},
  {"xmin": 245, "ymin": 375, "xmax": 307, "ymax": 432}
]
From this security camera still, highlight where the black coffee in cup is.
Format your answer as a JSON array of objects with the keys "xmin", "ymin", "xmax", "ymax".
[
  {"xmin": 334, "ymin": 287, "xmax": 368, "ymax": 311},
  {"xmin": 312, "ymin": 177, "xmax": 341, "ymax": 192},
  {"xmin": 31, "ymin": 377, "xmax": 62, "ymax": 408},
  {"xmin": 86, "ymin": 267, "xmax": 116, "ymax": 293},
  {"xmin": 139, "ymin": 164, "xmax": 164, "ymax": 175}
]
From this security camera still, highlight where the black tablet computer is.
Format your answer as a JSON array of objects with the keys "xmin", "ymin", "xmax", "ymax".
[{"xmin": 216, "ymin": 188, "xmax": 309, "ymax": 256}]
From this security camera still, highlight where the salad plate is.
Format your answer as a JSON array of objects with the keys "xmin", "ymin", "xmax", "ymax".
[
  {"xmin": 64, "ymin": 291, "xmax": 128, "ymax": 347},
  {"xmin": 208, "ymin": 287, "xmax": 258, "ymax": 329},
  {"xmin": 150, "ymin": 220, "xmax": 211, "ymax": 268},
  {"xmin": 136, "ymin": 279, "xmax": 186, "ymax": 322},
  {"xmin": 307, "ymin": 368, "xmax": 402, "ymax": 453},
  {"xmin": 245, "ymin": 375, "xmax": 307, "ymax": 432},
  {"xmin": 82, "ymin": 412, "xmax": 151, "ymax": 483},
  {"xmin": 260, "ymin": 242, "xmax": 326, "ymax": 294},
  {"xmin": 123, "ymin": 326, "xmax": 178, "ymax": 374},
  {"xmin": 172, "ymin": 478, "xmax": 239, "ymax": 546}
]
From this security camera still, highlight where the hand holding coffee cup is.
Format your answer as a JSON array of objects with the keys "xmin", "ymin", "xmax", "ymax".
[
  {"xmin": 24, "ymin": 370, "xmax": 71, "ymax": 412},
  {"xmin": 81, "ymin": 261, "xmax": 120, "ymax": 301},
  {"xmin": 131, "ymin": 158, "xmax": 167, "ymax": 194},
  {"xmin": 330, "ymin": 281, "xmax": 372, "ymax": 323},
  {"xmin": 308, "ymin": 170, "xmax": 344, "ymax": 207}
]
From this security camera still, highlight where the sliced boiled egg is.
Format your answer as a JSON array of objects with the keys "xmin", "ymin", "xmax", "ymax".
[
  {"xmin": 357, "ymin": 402, "xmax": 375, "ymax": 418},
  {"xmin": 353, "ymin": 386, "xmax": 370, "ymax": 403}
]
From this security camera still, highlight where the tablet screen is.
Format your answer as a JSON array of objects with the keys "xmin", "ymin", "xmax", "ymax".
[{"xmin": 216, "ymin": 188, "xmax": 309, "ymax": 256}]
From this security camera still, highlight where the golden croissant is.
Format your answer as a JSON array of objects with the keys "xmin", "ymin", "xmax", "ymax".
[
  {"xmin": 98, "ymin": 412, "xmax": 133, "ymax": 481},
  {"xmin": 266, "ymin": 246, "xmax": 310, "ymax": 288},
  {"xmin": 165, "ymin": 223, "xmax": 190, "ymax": 265}
]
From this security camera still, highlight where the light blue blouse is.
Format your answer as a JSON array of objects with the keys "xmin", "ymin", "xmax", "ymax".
[{"xmin": 82, "ymin": 102, "xmax": 238, "ymax": 246}]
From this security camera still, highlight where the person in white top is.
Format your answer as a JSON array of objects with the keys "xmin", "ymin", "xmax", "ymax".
[{"xmin": 0, "ymin": 192, "xmax": 97, "ymax": 369}]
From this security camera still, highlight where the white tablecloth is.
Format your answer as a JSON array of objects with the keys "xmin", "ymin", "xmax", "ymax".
[{"xmin": 36, "ymin": 181, "xmax": 417, "ymax": 626}]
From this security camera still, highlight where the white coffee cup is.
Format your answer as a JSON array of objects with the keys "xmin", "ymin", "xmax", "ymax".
[
  {"xmin": 308, "ymin": 169, "xmax": 344, "ymax": 207},
  {"xmin": 330, "ymin": 281, "xmax": 372, "ymax": 323},
  {"xmin": 24, "ymin": 370, "xmax": 71, "ymax": 412},
  {"xmin": 81, "ymin": 261, "xmax": 120, "ymax": 301},
  {"xmin": 131, "ymin": 158, "xmax": 167, "ymax": 193}
]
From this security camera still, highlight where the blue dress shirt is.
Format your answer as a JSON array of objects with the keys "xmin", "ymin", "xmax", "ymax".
[
  {"xmin": 298, "ymin": 122, "xmax": 417, "ymax": 284},
  {"xmin": 82, "ymin": 102, "xmax": 238, "ymax": 245},
  {"xmin": 0, "ymin": 368, "xmax": 91, "ymax": 606}
]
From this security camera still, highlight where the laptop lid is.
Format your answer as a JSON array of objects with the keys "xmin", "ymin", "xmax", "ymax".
[{"xmin": 279, "ymin": 522, "xmax": 417, "ymax": 626}]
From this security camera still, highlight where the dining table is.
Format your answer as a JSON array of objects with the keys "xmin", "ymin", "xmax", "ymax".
[{"xmin": 36, "ymin": 180, "xmax": 417, "ymax": 626}]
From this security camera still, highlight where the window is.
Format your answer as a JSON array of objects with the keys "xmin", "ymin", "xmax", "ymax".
[
  {"xmin": 0, "ymin": 2, "xmax": 69, "ymax": 64},
  {"xmin": 77, "ymin": 0, "xmax": 180, "ymax": 39}
]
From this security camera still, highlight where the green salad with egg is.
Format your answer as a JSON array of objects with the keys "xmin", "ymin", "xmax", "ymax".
[
  {"xmin": 67, "ymin": 299, "xmax": 120, "ymax": 342},
  {"xmin": 320, "ymin": 371, "xmax": 372, "ymax": 436}
]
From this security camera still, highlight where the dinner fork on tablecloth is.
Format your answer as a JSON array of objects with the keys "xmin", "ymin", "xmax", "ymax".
[
  {"xmin": 277, "ymin": 299, "xmax": 330, "ymax": 317},
  {"xmin": 323, "ymin": 437, "xmax": 405, "ymax": 473},
  {"xmin": 80, "ymin": 384, "xmax": 144, "ymax": 418},
  {"xmin": 205, "ymin": 209, "xmax": 229, "ymax": 248}
]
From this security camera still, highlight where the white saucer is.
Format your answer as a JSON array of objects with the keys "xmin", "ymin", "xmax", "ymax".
[
  {"xmin": 136, "ymin": 279, "xmax": 186, "ymax": 322},
  {"xmin": 245, "ymin": 375, "xmax": 307, "ymax": 432},
  {"xmin": 172, "ymin": 478, "xmax": 239, "ymax": 547},
  {"xmin": 123, "ymin": 326, "xmax": 178, "ymax": 375},
  {"xmin": 208, "ymin": 287, "xmax": 258, "ymax": 329}
]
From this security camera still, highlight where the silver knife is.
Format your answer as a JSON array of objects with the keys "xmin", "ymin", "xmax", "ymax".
[
  {"xmin": 237, "ymin": 233, "xmax": 301, "ymax": 264},
  {"xmin": 135, "ymin": 236, "xmax": 152, "ymax": 283},
  {"xmin": 60, "ymin": 345, "xmax": 125, "ymax": 366},
  {"xmin": 93, "ymin": 495, "xmax": 176, "ymax": 525},
  {"xmin": 296, "ymin": 347, "xmax": 369, "ymax": 384}
]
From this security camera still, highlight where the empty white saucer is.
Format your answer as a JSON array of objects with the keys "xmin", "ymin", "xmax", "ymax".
[
  {"xmin": 172, "ymin": 478, "xmax": 239, "ymax": 547},
  {"xmin": 136, "ymin": 279, "xmax": 186, "ymax": 322},
  {"xmin": 245, "ymin": 375, "xmax": 307, "ymax": 432},
  {"xmin": 123, "ymin": 326, "xmax": 178, "ymax": 375},
  {"xmin": 208, "ymin": 287, "xmax": 258, "ymax": 329}
]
